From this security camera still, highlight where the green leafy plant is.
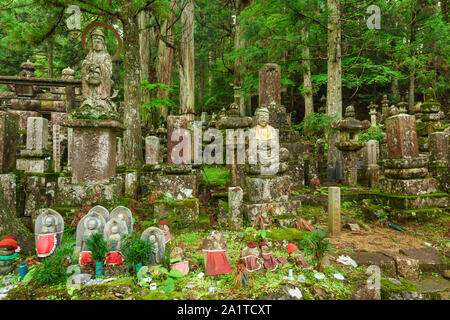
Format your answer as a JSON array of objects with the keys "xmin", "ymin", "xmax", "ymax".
[
  {"xmin": 301, "ymin": 226, "xmax": 333, "ymax": 272},
  {"xmin": 245, "ymin": 227, "xmax": 267, "ymax": 243},
  {"xmin": 85, "ymin": 232, "xmax": 109, "ymax": 262},
  {"xmin": 157, "ymin": 267, "xmax": 183, "ymax": 295},
  {"xmin": 120, "ymin": 234, "xmax": 155, "ymax": 273},
  {"xmin": 341, "ymin": 200, "xmax": 357, "ymax": 210}
]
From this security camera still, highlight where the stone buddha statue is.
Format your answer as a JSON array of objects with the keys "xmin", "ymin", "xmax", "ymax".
[{"xmin": 76, "ymin": 28, "xmax": 118, "ymax": 120}]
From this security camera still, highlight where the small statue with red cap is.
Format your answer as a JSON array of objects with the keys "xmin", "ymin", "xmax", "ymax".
[
  {"xmin": 259, "ymin": 241, "xmax": 280, "ymax": 271},
  {"xmin": 287, "ymin": 243, "xmax": 311, "ymax": 270},
  {"xmin": 201, "ymin": 231, "xmax": 232, "ymax": 276},
  {"xmin": 241, "ymin": 242, "xmax": 263, "ymax": 272},
  {"xmin": 158, "ymin": 221, "xmax": 171, "ymax": 244}
]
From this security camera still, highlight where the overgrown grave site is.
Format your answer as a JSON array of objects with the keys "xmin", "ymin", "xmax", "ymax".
[{"xmin": 0, "ymin": 0, "xmax": 449, "ymax": 301}]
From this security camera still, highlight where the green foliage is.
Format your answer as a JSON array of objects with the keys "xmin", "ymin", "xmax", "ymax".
[
  {"xmin": 85, "ymin": 232, "xmax": 109, "ymax": 262},
  {"xmin": 157, "ymin": 267, "xmax": 183, "ymax": 295},
  {"xmin": 202, "ymin": 166, "xmax": 230, "ymax": 187},
  {"xmin": 31, "ymin": 246, "xmax": 73, "ymax": 287},
  {"xmin": 120, "ymin": 234, "xmax": 155, "ymax": 272},
  {"xmin": 301, "ymin": 226, "xmax": 332, "ymax": 272},
  {"xmin": 294, "ymin": 113, "xmax": 336, "ymax": 141},
  {"xmin": 245, "ymin": 227, "xmax": 267, "ymax": 243},
  {"xmin": 341, "ymin": 200, "xmax": 357, "ymax": 210},
  {"xmin": 360, "ymin": 125, "xmax": 385, "ymax": 143}
]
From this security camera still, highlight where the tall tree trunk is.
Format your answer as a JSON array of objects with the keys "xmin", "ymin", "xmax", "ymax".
[
  {"xmin": 47, "ymin": 38, "xmax": 54, "ymax": 78},
  {"xmin": 234, "ymin": 0, "xmax": 249, "ymax": 116},
  {"xmin": 178, "ymin": 0, "xmax": 195, "ymax": 121},
  {"xmin": 326, "ymin": 0, "xmax": 342, "ymax": 169},
  {"xmin": 408, "ymin": 2, "xmax": 417, "ymax": 110},
  {"xmin": 156, "ymin": 0, "xmax": 176, "ymax": 121},
  {"xmin": 198, "ymin": 57, "xmax": 205, "ymax": 114},
  {"xmin": 138, "ymin": 9, "xmax": 152, "ymax": 128},
  {"xmin": 391, "ymin": 76, "xmax": 400, "ymax": 101},
  {"xmin": 302, "ymin": 27, "xmax": 313, "ymax": 116},
  {"xmin": 122, "ymin": 3, "xmax": 143, "ymax": 168},
  {"xmin": 208, "ymin": 50, "xmax": 213, "ymax": 97}
]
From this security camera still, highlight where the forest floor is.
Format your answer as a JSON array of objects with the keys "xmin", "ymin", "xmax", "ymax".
[{"xmin": 1, "ymin": 182, "xmax": 449, "ymax": 300}]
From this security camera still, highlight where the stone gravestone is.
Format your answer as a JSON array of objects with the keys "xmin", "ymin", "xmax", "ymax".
[
  {"xmin": 110, "ymin": 206, "xmax": 133, "ymax": 233},
  {"xmin": 145, "ymin": 136, "xmax": 160, "ymax": 165},
  {"xmin": 19, "ymin": 117, "xmax": 51, "ymax": 173},
  {"xmin": 360, "ymin": 140, "xmax": 380, "ymax": 188},
  {"xmin": 141, "ymin": 227, "xmax": 165, "ymax": 266},
  {"xmin": 34, "ymin": 209, "xmax": 64, "ymax": 258},
  {"xmin": 228, "ymin": 186, "xmax": 244, "ymax": 231},
  {"xmin": 259, "ymin": 63, "xmax": 281, "ymax": 107},
  {"xmin": 167, "ymin": 116, "xmax": 190, "ymax": 164}
]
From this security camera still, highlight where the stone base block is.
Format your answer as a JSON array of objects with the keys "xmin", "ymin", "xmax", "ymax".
[
  {"xmin": 245, "ymin": 175, "xmax": 291, "ymax": 203},
  {"xmin": 17, "ymin": 159, "xmax": 50, "ymax": 173},
  {"xmin": 376, "ymin": 192, "xmax": 449, "ymax": 211},
  {"xmin": 154, "ymin": 198, "xmax": 200, "ymax": 226},
  {"xmin": 55, "ymin": 176, "xmax": 124, "ymax": 207},
  {"xmin": 384, "ymin": 167, "xmax": 428, "ymax": 179},
  {"xmin": 380, "ymin": 177, "xmax": 437, "ymax": 196},
  {"xmin": 243, "ymin": 200, "xmax": 302, "ymax": 228},
  {"xmin": 351, "ymin": 252, "xmax": 396, "ymax": 277},
  {"xmin": 157, "ymin": 174, "xmax": 197, "ymax": 200},
  {"xmin": 63, "ymin": 120, "xmax": 124, "ymax": 184}
]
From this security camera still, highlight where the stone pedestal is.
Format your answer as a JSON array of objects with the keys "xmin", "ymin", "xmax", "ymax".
[
  {"xmin": 63, "ymin": 119, "xmax": 124, "ymax": 184},
  {"xmin": 359, "ymin": 140, "xmax": 380, "ymax": 188},
  {"xmin": 328, "ymin": 187, "xmax": 341, "ymax": 236}
]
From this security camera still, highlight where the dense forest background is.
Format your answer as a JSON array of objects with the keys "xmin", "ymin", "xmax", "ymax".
[{"xmin": 0, "ymin": 0, "xmax": 448, "ymax": 127}]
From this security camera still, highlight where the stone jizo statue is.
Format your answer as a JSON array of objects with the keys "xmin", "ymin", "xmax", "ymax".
[
  {"xmin": 34, "ymin": 209, "xmax": 64, "ymax": 258},
  {"xmin": 141, "ymin": 227, "xmax": 165, "ymax": 266}
]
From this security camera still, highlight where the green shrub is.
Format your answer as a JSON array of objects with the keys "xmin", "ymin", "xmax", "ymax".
[
  {"xmin": 31, "ymin": 246, "xmax": 73, "ymax": 287},
  {"xmin": 120, "ymin": 234, "xmax": 155, "ymax": 273},
  {"xmin": 359, "ymin": 124, "xmax": 385, "ymax": 142},
  {"xmin": 301, "ymin": 226, "xmax": 332, "ymax": 272},
  {"xmin": 85, "ymin": 233, "xmax": 109, "ymax": 262},
  {"xmin": 293, "ymin": 113, "xmax": 336, "ymax": 141}
]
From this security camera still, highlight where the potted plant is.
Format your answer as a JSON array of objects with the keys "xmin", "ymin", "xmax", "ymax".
[
  {"xmin": 120, "ymin": 234, "xmax": 154, "ymax": 274},
  {"xmin": 85, "ymin": 233, "xmax": 109, "ymax": 278}
]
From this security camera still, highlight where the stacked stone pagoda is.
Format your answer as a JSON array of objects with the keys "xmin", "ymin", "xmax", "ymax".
[
  {"xmin": 333, "ymin": 105, "xmax": 370, "ymax": 187},
  {"xmin": 379, "ymin": 106, "xmax": 448, "ymax": 219}
]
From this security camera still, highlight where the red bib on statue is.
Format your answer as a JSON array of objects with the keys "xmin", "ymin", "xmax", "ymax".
[
  {"xmin": 36, "ymin": 234, "xmax": 57, "ymax": 258},
  {"xmin": 205, "ymin": 251, "xmax": 232, "ymax": 276}
]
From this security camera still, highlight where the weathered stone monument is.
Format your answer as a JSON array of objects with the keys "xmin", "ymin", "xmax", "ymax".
[
  {"xmin": 328, "ymin": 187, "xmax": 341, "ymax": 236},
  {"xmin": 63, "ymin": 28, "xmax": 124, "ymax": 184},
  {"xmin": 17, "ymin": 117, "xmax": 51, "ymax": 173},
  {"xmin": 243, "ymin": 107, "xmax": 301, "ymax": 228},
  {"xmin": 359, "ymin": 140, "xmax": 380, "ymax": 188},
  {"xmin": 333, "ymin": 106, "xmax": 370, "ymax": 187},
  {"xmin": 379, "ymin": 106, "xmax": 448, "ymax": 219},
  {"xmin": 0, "ymin": 111, "xmax": 19, "ymax": 173}
]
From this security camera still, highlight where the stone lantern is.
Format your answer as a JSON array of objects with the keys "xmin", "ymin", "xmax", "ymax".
[{"xmin": 333, "ymin": 105, "xmax": 370, "ymax": 187}]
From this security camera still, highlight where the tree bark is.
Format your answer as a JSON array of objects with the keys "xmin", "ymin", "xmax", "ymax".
[
  {"xmin": 156, "ymin": 0, "xmax": 176, "ymax": 121},
  {"xmin": 234, "ymin": 0, "xmax": 250, "ymax": 116},
  {"xmin": 326, "ymin": 0, "xmax": 342, "ymax": 168},
  {"xmin": 391, "ymin": 75, "xmax": 400, "ymax": 101},
  {"xmin": 138, "ymin": 9, "xmax": 152, "ymax": 128},
  {"xmin": 0, "ymin": 184, "xmax": 32, "ymax": 249},
  {"xmin": 302, "ymin": 27, "xmax": 313, "ymax": 116},
  {"xmin": 122, "ymin": 3, "xmax": 143, "ymax": 168},
  {"xmin": 178, "ymin": 0, "xmax": 195, "ymax": 121}
]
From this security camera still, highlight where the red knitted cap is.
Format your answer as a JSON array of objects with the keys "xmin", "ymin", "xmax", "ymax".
[
  {"xmin": 247, "ymin": 242, "xmax": 257, "ymax": 248},
  {"xmin": 287, "ymin": 243, "xmax": 298, "ymax": 254},
  {"xmin": 159, "ymin": 221, "xmax": 169, "ymax": 227}
]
